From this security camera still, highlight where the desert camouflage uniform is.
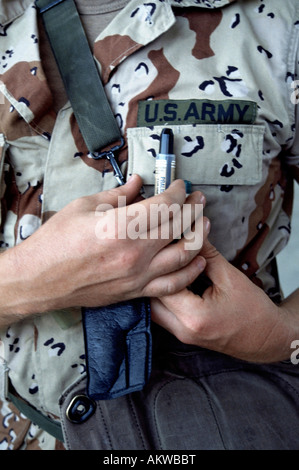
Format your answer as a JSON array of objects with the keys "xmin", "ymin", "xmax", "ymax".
[{"xmin": 0, "ymin": 0, "xmax": 299, "ymax": 450}]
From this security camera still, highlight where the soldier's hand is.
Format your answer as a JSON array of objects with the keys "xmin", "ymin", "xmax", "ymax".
[
  {"xmin": 0, "ymin": 175, "xmax": 209, "ymax": 324},
  {"xmin": 151, "ymin": 238, "xmax": 298, "ymax": 363}
]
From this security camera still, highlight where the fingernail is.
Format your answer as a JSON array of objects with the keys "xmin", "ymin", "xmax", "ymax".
[
  {"xmin": 205, "ymin": 218, "xmax": 211, "ymax": 233},
  {"xmin": 126, "ymin": 174, "xmax": 135, "ymax": 183},
  {"xmin": 197, "ymin": 256, "xmax": 206, "ymax": 270}
]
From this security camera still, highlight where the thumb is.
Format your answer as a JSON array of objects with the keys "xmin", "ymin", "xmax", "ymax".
[
  {"xmin": 98, "ymin": 174, "xmax": 143, "ymax": 208},
  {"xmin": 200, "ymin": 238, "xmax": 232, "ymax": 285}
]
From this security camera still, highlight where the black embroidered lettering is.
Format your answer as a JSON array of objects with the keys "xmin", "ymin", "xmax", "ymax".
[
  {"xmin": 137, "ymin": 99, "xmax": 257, "ymax": 126},
  {"xmin": 218, "ymin": 104, "xmax": 234, "ymax": 122},
  {"xmin": 164, "ymin": 103, "xmax": 178, "ymax": 122},
  {"xmin": 201, "ymin": 103, "xmax": 215, "ymax": 122},
  {"xmin": 184, "ymin": 102, "xmax": 200, "ymax": 121},
  {"xmin": 235, "ymin": 104, "xmax": 250, "ymax": 121},
  {"xmin": 145, "ymin": 102, "xmax": 159, "ymax": 123}
]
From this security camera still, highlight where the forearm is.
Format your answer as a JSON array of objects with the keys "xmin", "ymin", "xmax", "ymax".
[{"xmin": 0, "ymin": 245, "xmax": 43, "ymax": 327}]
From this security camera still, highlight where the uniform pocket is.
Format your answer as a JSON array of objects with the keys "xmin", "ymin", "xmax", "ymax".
[{"xmin": 127, "ymin": 124, "xmax": 265, "ymax": 190}]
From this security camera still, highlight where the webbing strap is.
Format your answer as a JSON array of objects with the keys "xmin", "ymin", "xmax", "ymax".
[
  {"xmin": 8, "ymin": 391, "xmax": 64, "ymax": 442},
  {"xmin": 35, "ymin": 0, "xmax": 121, "ymax": 154}
]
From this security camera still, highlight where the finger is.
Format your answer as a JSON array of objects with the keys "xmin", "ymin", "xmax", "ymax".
[
  {"xmin": 148, "ymin": 190, "xmax": 205, "ymax": 239},
  {"xmin": 144, "ymin": 179, "xmax": 187, "ymax": 210},
  {"xmin": 148, "ymin": 217, "xmax": 210, "ymax": 278},
  {"xmin": 89, "ymin": 174, "xmax": 144, "ymax": 210},
  {"xmin": 150, "ymin": 292, "xmax": 202, "ymax": 345},
  {"xmin": 131, "ymin": 180, "xmax": 204, "ymax": 230},
  {"xmin": 144, "ymin": 255, "xmax": 206, "ymax": 297},
  {"xmin": 139, "ymin": 189, "xmax": 205, "ymax": 251},
  {"xmin": 150, "ymin": 297, "xmax": 180, "ymax": 332},
  {"xmin": 180, "ymin": 214, "xmax": 210, "ymax": 252},
  {"xmin": 199, "ymin": 238, "xmax": 231, "ymax": 285},
  {"xmin": 152, "ymin": 284, "xmax": 203, "ymax": 320},
  {"xmin": 97, "ymin": 179, "xmax": 187, "ymax": 237},
  {"xmin": 112, "ymin": 183, "xmax": 205, "ymax": 252},
  {"xmin": 117, "ymin": 179, "xmax": 187, "ymax": 237}
]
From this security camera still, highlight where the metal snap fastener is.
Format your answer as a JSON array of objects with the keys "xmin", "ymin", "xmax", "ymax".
[{"xmin": 66, "ymin": 394, "xmax": 96, "ymax": 424}]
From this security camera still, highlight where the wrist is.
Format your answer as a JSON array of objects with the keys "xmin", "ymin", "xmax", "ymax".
[{"xmin": 0, "ymin": 244, "xmax": 48, "ymax": 326}]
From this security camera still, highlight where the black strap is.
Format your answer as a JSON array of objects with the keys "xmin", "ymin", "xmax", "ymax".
[
  {"xmin": 35, "ymin": 0, "xmax": 122, "ymax": 155},
  {"xmin": 8, "ymin": 389, "xmax": 64, "ymax": 442}
]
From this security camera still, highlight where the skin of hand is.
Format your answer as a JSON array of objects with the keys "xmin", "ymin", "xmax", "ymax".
[
  {"xmin": 0, "ymin": 175, "xmax": 209, "ymax": 326},
  {"xmin": 151, "ymin": 237, "xmax": 299, "ymax": 364}
]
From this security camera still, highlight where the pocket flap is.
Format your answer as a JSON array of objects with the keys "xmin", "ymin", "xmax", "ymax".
[{"xmin": 127, "ymin": 124, "xmax": 264, "ymax": 186}]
